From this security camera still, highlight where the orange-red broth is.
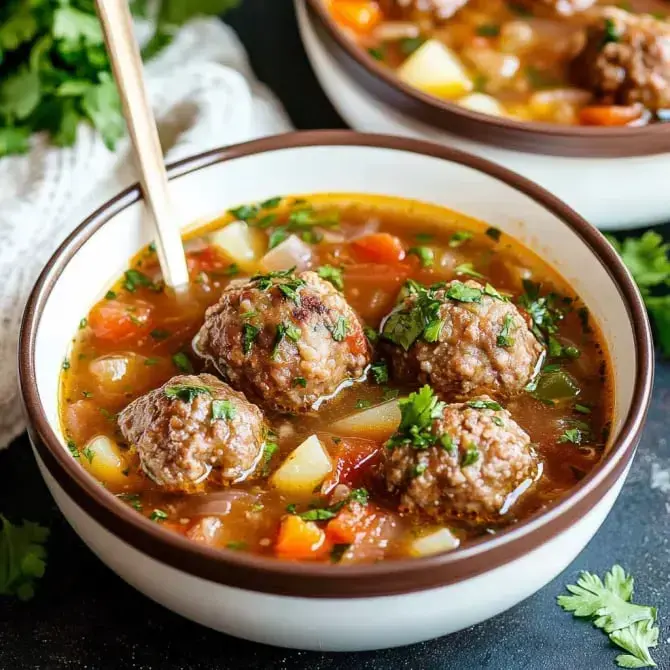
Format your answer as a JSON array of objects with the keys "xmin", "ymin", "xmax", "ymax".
[{"xmin": 59, "ymin": 195, "xmax": 612, "ymax": 564}]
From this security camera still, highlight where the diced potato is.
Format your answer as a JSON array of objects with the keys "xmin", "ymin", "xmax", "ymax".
[
  {"xmin": 261, "ymin": 234, "xmax": 312, "ymax": 271},
  {"xmin": 331, "ymin": 400, "xmax": 401, "ymax": 441},
  {"xmin": 82, "ymin": 435, "xmax": 128, "ymax": 486},
  {"xmin": 271, "ymin": 435, "xmax": 332, "ymax": 496},
  {"xmin": 397, "ymin": 40, "xmax": 473, "ymax": 100},
  {"xmin": 410, "ymin": 528, "xmax": 460, "ymax": 557},
  {"xmin": 210, "ymin": 221, "xmax": 266, "ymax": 272},
  {"xmin": 457, "ymin": 93, "xmax": 506, "ymax": 117}
]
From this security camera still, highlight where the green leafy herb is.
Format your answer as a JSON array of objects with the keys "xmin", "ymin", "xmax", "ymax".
[
  {"xmin": 497, "ymin": 314, "xmax": 515, "ymax": 348},
  {"xmin": 318, "ymin": 265, "xmax": 344, "ymax": 291},
  {"xmin": 399, "ymin": 36, "xmax": 426, "ymax": 55},
  {"xmin": 299, "ymin": 508, "xmax": 338, "ymax": 521},
  {"xmin": 370, "ymin": 361, "xmax": 389, "ymax": 384},
  {"xmin": 492, "ymin": 416, "xmax": 505, "ymax": 427},
  {"xmin": 171, "ymin": 352, "xmax": 193, "ymax": 373},
  {"xmin": 383, "ymin": 387, "xmax": 400, "ymax": 401},
  {"xmin": 440, "ymin": 433, "xmax": 455, "ymax": 454},
  {"xmin": 368, "ymin": 47, "xmax": 385, "ymax": 61},
  {"xmin": 330, "ymin": 543, "xmax": 351, "ymax": 563},
  {"xmin": 467, "ymin": 399, "xmax": 503, "ymax": 411},
  {"xmin": 407, "ymin": 246, "xmax": 434, "ymax": 268},
  {"xmin": 293, "ymin": 377, "xmax": 307, "ymax": 388},
  {"xmin": 518, "ymin": 279, "xmax": 566, "ymax": 343},
  {"xmin": 476, "ymin": 24, "xmax": 500, "ymax": 37},
  {"xmin": 105, "ymin": 290, "xmax": 117, "ymax": 300},
  {"xmin": 387, "ymin": 385, "xmax": 445, "ymax": 451},
  {"xmin": 608, "ymin": 232, "xmax": 670, "ymax": 356},
  {"xmin": 144, "ymin": 357, "xmax": 159, "ymax": 367},
  {"xmin": 455, "ymin": 263, "xmax": 484, "ymax": 279},
  {"xmin": 603, "ymin": 17, "xmax": 621, "ymax": 44},
  {"xmin": 79, "ymin": 318, "xmax": 87, "ymax": 329},
  {"xmin": 261, "ymin": 196, "xmax": 282, "ymax": 209},
  {"xmin": 252, "ymin": 268, "xmax": 305, "ymax": 305},
  {"xmin": 118, "ymin": 492, "xmax": 142, "ymax": 511},
  {"xmin": 415, "ymin": 232, "xmax": 434, "ymax": 243},
  {"xmin": 62, "ymin": 358, "xmax": 70, "ymax": 371},
  {"xmin": 558, "ymin": 421, "xmax": 591, "ymax": 445},
  {"xmin": 268, "ymin": 227, "xmax": 289, "ymax": 250},
  {"xmin": 66, "ymin": 439, "xmax": 79, "ymax": 458},
  {"xmin": 483, "ymin": 283, "xmax": 507, "ymax": 301},
  {"xmin": 123, "ymin": 269, "xmax": 157, "ymax": 293},
  {"xmin": 486, "ymin": 227, "xmax": 501, "ymax": 242},
  {"xmin": 150, "ymin": 328, "xmax": 170, "ymax": 340},
  {"xmin": 461, "ymin": 444, "xmax": 480, "ymax": 467},
  {"xmin": 212, "ymin": 399, "xmax": 236, "ymax": 421},
  {"xmin": 82, "ymin": 446, "xmax": 95, "ymax": 463},
  {"xmin": 164, "ymin": 384, "xmax": 211, "ymax": 402},
  {"xmin": 558, "ymin": 565, "xmax": 658, "ymax": 668},
  {"xmin": 229, "ymin": 204, "xmax": 259, "ymax": 221},
  {"xmin": 331, "ymin": 317, "xmax": 349, "ymax": 342},
  {"xmin": 272, "ymin": 322, "xmax": 301, "ymax": 360},
  {"xmin": 414, "ymin": 461, "xmax": 428, "ymax": 476},
  {"xmin": 242, "ymin": 323, "xmax": 260, "ymax": 356},
  {"xmin": 149, "ymin": 509, "xmax": 168, "ymax": 522},
  {"xmin": 449, "ymin": 231, "xmax": 473, "ymax": 248},
  {"xmin": 575, "ymin": 404, "xmax": 592, "ymax": 415},
  {"xmin": 0, "ymin": 516, "xmax": 49, "ymax": 601},
  {"xmin": 261, "ymin": 438, "xmax": 278, "ymax": 476},
  {"xmin": 446, "ymin": 281, "xmax": 482, "ymax": 303},
  {"xmin": 364, "ymin": 326, "xmax": 379, "ymax": 344},
  {"xmin": 225, "ymin": 540, "xmax": 248, "ymax": 551}
]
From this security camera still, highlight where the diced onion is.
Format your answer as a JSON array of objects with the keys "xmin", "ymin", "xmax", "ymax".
[
  {"xmin": 410, "ymin": 528, "xmax": 460, "ymax": 557},
  {"xmin": 271, "ymin": 435, "xmax": 333, "ymax": 496},
  {"xmin": 261, "ymin": 234, "xmax": 312, "ymax": 271},
  {"xmin": 397, "ymin": 39, "xmax": 473, "ymax": 100},
  {"xmin": 331, "ymin": 400, "xmax": 401, "ymax": 441}
]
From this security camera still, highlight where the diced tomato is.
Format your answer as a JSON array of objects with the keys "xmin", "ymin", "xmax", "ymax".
[
  {"xmin": 343, "ymin": 262, "xmax": 410, "ymax": 321},
  {"xmin": 346, "ymin": 326, "xmax": 369, "ymax": 357},
  {"xmin": 322, "ymin": 436, "xmax": 382, "ymax": 493},
  {"xmin": 328, "ymin": 1, "xmax": 382, "ymax": 34},
  {"xmin": 187, "ymin": 246, "xmax": 227, "ymax": 274},
  {"xmin": 350, "ymin": 233, "xmax": 406, "ymax": 264},
  {"xmin": 578, "ymin": 105, "xmax": 642, "ymax": 127},
  {"xmin": 326, "ymin": 501, "xmax": 370, "ymax": 545},
  {"xmin": 88, "ymin": 299, "xmax": 153, "ymax": 342},
  {"xmin": 275, "ymin": 515, "xmax": 330, "ymax": 560}
]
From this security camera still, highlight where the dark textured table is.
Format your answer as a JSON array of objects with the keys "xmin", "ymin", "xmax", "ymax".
[{"xmin": 1, "ymin": 2, "xmax": 669, "ymax": 668}]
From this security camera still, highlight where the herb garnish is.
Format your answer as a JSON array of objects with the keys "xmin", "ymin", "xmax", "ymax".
[
  {"xmin": 476, "ymin": 23, "xmax": 500, "ymax": 37},
  {"xmin": 603, "ymin": 17, "xmax": 620, "ymax": 45},
  {"xmin": 164, "ymin": 384, "xmax": 211, "ymax": 402},
  {"xmin": 226, "ymin": 541, "xmax": 248, "ymax": 551},
  {"xmin": 261, "ymin": 438, "xmax": 278, "ymax": 476},
  {"xmin": 66, "ymin": 440, "xmax": 79, "ymax": 458},
  {"xmin": 558, "ymin": 565, "xmax": 658, "ymax": 668},
  {"xmin": 288, "ymin": 488, "xmax": 370, "ymax": 523},
  {"xmin": 446, "ymin": 281, "xmax": 482, "ymax": 303},
  {"xmin": 486, "ymin": 227, "xmax": 501, "ymax": 242},
  {"xmin": 449, "ymin": 231, "xmax": 473, "ymax": 248},
  {"xmin": 330, "ymin": 543, "xmax": 351, "ymax": 563},
  {"xmin": 518, "ymin": 279, "xmax": 566, "ymax": 343},
  {"xmin": 407, "ymin": 246, "xmax": 434, "ymax": 268},
  {"xmin": 461, "ymin": 444, "xmax": 480, "ymax": 467},
  {"xmin": 317, "ymin": 265, "xmax": 344, "ymax": 291},
  {"xmin": 242, "ymin": 324, "xmax": 260, "ymax": 356},
  {"xmin": 0, "ymin": 516, "xmax": 49, "ymax": 601},
  {"xmin": 172, "ymin": 352, "xmax": 193, "ymax": 373},
  {"xmin": 370, "ymin": 361, "xmax": 389, "ymax": 384},
  {"xmin": 331, "ymin": 317, "xmax": 349, "ymax": 342},
  {"xmin": 123, "ymin": 269, "xmax": 157, "ymax": 293},
  {"xmin": 368, "ymin": 47, "xmax": 385, "ymax": 61},
  {"xmin": 150, "ymin": 328, "xmax": 170, "ymax": 340},
  {"xmin": 212, "ymin": 399, "xmax": 236, "ymax": 421},
  {"xmin": 364, "ymin": 326, "xmax": 379, "ymax": 343},
  {"xmin": 272, "ymin": 322, "xmax": 301, "ymax": 359},
  {"xmin": 149, "ymin": 509, "xmax": 168, "ymax": 522},
  {"xmin": 268, "ymin": 227, "xmax": 288, "ymax": 250},
  {"xmin": 293, "ymin": 377, "xmax": 307, "ymax": 388},
  {"xmin": 467, "ymin": 399, "xmax": 503, "ymax": 411},
  {"xmin": 455, "ymin": 263, "xmax": 485, "ymax": 279},
  {"xmin": 386, "ymin": 385, "xmax": 445, "ymax": 451},
  {"xmin": 497, "ymin": 314, "xmax": 515, "ymax": 348},
  {"xmin": 252, "ymin": 268, "xmax": 306, "ymax": 305},
  {"xmin": 399, "ymin": 36, "xmax": 426, "ymax": 55}
]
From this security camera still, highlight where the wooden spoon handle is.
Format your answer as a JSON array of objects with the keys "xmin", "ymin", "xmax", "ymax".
[{"xmin": 95, "ymin": 0, "xmax": 189, "ymax": 289}]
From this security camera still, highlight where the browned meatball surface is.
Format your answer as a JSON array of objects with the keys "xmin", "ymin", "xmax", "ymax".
[
  {"xmin": 118, "ymin": 374, "xmax": 267, "ymax": 491},
  {"xmin": 381, "ymin": 0, "xmax": 469, "ymax": 20},
  {"xmin": 384, "ymin": 393, "xmax": 538, "ymax": 522},
  {"xmin": 381, "ymin": 280, "xmax": 543, "ymax": 398},
  {"xmin": 571, "ymin": 7, "xmax": 670, "ymax": 111},
  {"xmin": 195, "ymin": 270, "xmax": 371, "ymax": 414}
]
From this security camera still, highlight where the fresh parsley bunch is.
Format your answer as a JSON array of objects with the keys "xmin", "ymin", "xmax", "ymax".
[
  {"xmin": 608, "ymin": 231, "xmax": 670, "ymax": 357},
  {"xmin": 0, "ymin": 0, "xmax": 240, "ymax": 157},
  {"xmin": 559, "ymin": 565, "xmax": 659, "ymax": 668}
]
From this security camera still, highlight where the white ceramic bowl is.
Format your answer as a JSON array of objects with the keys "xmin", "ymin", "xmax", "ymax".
[
  {"xmin": 297, "ymin": 0, "xmax": 670, "ymax": 230},
  {"xmin": 19, "ymin": 132, "xmax": 653, "ymax": 651}
]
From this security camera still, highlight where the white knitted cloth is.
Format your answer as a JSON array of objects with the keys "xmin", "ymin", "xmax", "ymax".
[{"xmin": 0, "ymin": 18, "xmax": 293, "ymax": 449}]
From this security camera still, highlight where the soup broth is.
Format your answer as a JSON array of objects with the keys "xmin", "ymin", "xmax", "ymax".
[{"xmin": 59, "ymin": 194, "xmax": 613, "ymax": 563}]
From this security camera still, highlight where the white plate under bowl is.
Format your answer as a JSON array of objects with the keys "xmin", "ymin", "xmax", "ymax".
[
  {"xmin": 19, "ymin": 132, "xmax": 653, "ymax": 651},
  {"xmin": 296, "ymin": 0, "xmax": 670, "ymax": 231}
]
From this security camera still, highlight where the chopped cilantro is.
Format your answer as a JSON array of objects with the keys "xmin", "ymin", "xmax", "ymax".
[
  {"xmin": 79, "ymin": 318, "xmax": 87, "ymax": 329},
  {"xmin": 440, "ymin": 434, "xmax": 455, "ymax": 454},
  {"xmin": 497, "ymin": 314, "xmax": 515, "ymax": 348},
  {"xmin": 368, "ymin": 47, "xmax": 385, "ymax": 61},
  {"xmin": 164, "ymin": 384, "xmax": 211, "ymax": 402},
  {"xmin": 299, "ymin": 508, "xmax": 338, "ymax": 521},
  {"xmin": 364, "ymin": 326, "xmax": 379, "ymax": 343},
  {"xmin": 399, "ymin": 36, "xmax": 426, "ymax": 55},
  {"xmin": 330, "ymin": 543, "xmax": 351, "ymax": 563},
  {"xmin": 105, "ymin": 290, "xmax": 117, "ymax": 300},
  {"xmin": 144, "ymin": 357, "xmax": 159, "ymax": 366},
  {"xmin": 461, "ymin": 444, "xmax": 480, "ymax": 467},
  {"xmin": 150, "ymin": 328, "xmax": 170, "ymax": 340},
  {"xmin": 449, "ymin": 231, "xmax": 473, "ymax": 248},
  {"xmin": 242, "ymin": 324, "xmax": 260, "ymax": 355},
  {"xmin": 62, "ymin": 358, "xmax": 70, "ymax": 371},
  {"xmin": 370, "ymin": 361, "xmax": 389, "ymax": 384},
  {"xmin": 518, "ymin": 279, "xmax": 566, "ymax": 343},
  {"xmin": 81, "ymin": 446, "xmax": 95, "ymax": 463},
  {"xmin": 492, "ymin": 416, "xmax": 505, "ymax": 427},
  {"xmin": 317, "ymin": 265, "xmax": 344, "ymax": 291},
  {"xmin": 171, "ymin": 352, "xmax": 193, "ymax": 373},
  {"xmin": 486, "ymin": 227, "xmax": 501, "ymax": 242},
  {"xmin": 261, "ymin": 438, "xmax": 278, "ymax": 476},
  {"xmin": 272, "ymin": 322, "xmax": 301, "ymax": 360},
  {"xmin": 476, "ymin": 24, "xmax": 500, "ymax": 37},
  {"xmin": 149, "ymin": 509, "xmax": 168, "ymax": 522},
  {"xmin": 226, "ymin": 541, "xmax": 248, "ymax": 550},
  {"xmin": 66, "ymin": 439, "xmax": 79, "ymax": 458},
  {"xmin": 386, "ymin": 385, "xmax": 445, "ymax": 451},
  {"xmin": 414, "ymin": 462, "xmax": 428, "ymax": 476},
  {"xmin": 212, "ymin": 399, "xmax": 236, "ymax": 421},
  {"xmin": 407, "ymin": 246, "xmax": 434, "ymax": 268},
  {"xmin": 229, "ymin": 204, "xmax": 259, "ymax": 221},
  {"xmin": 118, "ymin": 493, "xmax": 142, "ymax": 511},
  {"xmin": 603, "ymin": 17, "xmax": 620, "ymax": 44},
  {"xmin": 261, "ymin": 196, "xmax": 282, "ymax": 209},
  {"xmin": 123, "ymin": 269, "xmax": 157, "ymax": 293},
  {"xmin": 455, "ymin": 263, "xmax": 484, "ymax": 279},
  {"xmin": 446, "ymin": 281, "xmax": 482, "ymax": 303},
  {"xmin": 331, "ymin": 317, "xmax": 349, "ymax": 342},
  {"xmin": 293, "ymin": 377, "xmax": 307, "ymax": 388},
  {"xmin": 575, "ymin": 404, "xmax": 592, "ymax": 415},
  {"xmin": 268, "ymin": 227, "xmax": 289, "ymax": 250},
  {"xmin": 223, "ymin": 263, "xmax": 239, "ymax": 276},
  {"xmin": 467, "ymin": 399, "xmax": 503, "ymax": 411}
]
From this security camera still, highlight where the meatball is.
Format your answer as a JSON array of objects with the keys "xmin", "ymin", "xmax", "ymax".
[
  {"xmin": 571, "ymin": 7, "xmax": 670, "ymax": 111},
  {"xmin": 381, "ymin": 280, "xmax": 543, "ymax": 397},
  {"xmin": 384, "ymin": 394, "xmax": 538, "ymax": 522},
  {"xmin": 195, "ymin": 270, "xmax": 371, "ymax": 413},
  {"xmin": 381, "ymin": 0, "xmax": 469, "ymax": 21},
  {"xmin": 118, "ymin": 374, "xmax": 267, "ymax": 492}
]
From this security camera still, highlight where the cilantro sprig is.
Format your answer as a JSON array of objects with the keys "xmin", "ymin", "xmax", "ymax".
[
  {"xmin": 0, "ymin": 515, "xmax": 49, "ymax": 601},
  {"xmin": 558, "ymin": 565, "xmax": 659, "ymax": 668},
  {"xmin": 386, "ymin": 385, "xmax": 445, "ymax": 451},
  {"xmin": 609, "ymin": 232, "xmax": 670, "ymax": 357},
  {"xmin": 0, "ymin": 1, "xmax": 240, "ymax": 156}
]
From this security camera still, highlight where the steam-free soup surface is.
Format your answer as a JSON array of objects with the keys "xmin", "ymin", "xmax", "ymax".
[{"xmin": 60, "ymin": 194, "xmax": 612, "ymax": 563}]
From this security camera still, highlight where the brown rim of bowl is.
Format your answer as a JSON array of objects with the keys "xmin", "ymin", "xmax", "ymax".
[
  {"xmin": 303, "ymin": 0, "xmax": 670, "ymax": 158},
  {"xmin": 19, "ymin": 131, "xmax": 653, "ymax": 599}
]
